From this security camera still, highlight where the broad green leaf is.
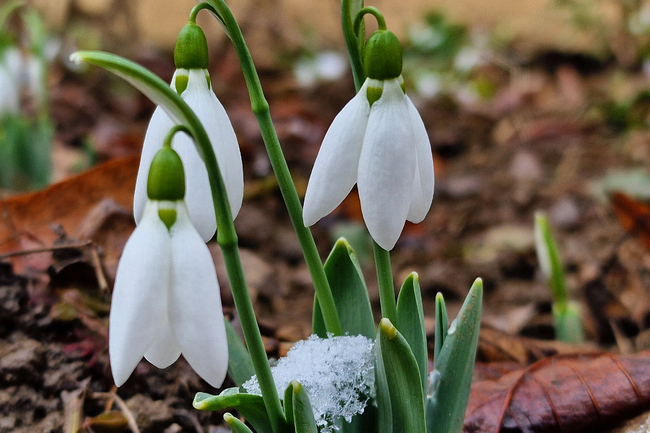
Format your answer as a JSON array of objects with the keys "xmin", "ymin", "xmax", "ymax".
[
  {"xmin": 290, "ymin": 381, "xmax": 318, "ymax": 433},
  {"xmin": 396, "ymin": 272, "xmax": 427, "ymax": 399},
  {"xmin": 194, "ymin": 388, "xmax": 273, "ymax": 433},
  {"xmin": 433, "ymin": 292, "xmax": 448, "ymax": 368},
  {"xmin": 225, "ymin": 320, "xmax": 255, "ymax": 386},
  {"xmin": 224, "ymin": 413, "xmax": 255, "ymax": 433},
  {"xmin": 426, "ymin": 278, "xmax": 483, "ymax": 433},
  {"xmin": 313, "ymin": 238, "xmax": 375, "ymax": 339},
  {"xmin": 377, "ymin": 319, "xmax": 426, "ymax": 433}
]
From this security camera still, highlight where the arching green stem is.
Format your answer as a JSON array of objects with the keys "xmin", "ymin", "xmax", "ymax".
[
  {"xmin": 341, "ymin": 0, "xmax": 366, "ymax": 89},
  {"xmin": 353, "ymin": 6, "xmax": 387, "ymax": 35},
  {"xmin": 196, "ymin": 1, "xmax": 343, "ymax": 337}
]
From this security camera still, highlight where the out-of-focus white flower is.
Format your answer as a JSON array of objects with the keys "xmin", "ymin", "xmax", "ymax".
[
  {"xmin": 133, "ymin": 67, "xmax": 243, "ymax": 242},
  {"xmin": 110, "ymin": 144, "xmax": 228, "ymax": 388},
  {"xmin": 0, "ymin": 47, "xmax": 22, "ymax": 116},
  {"xmin": 303, "ymin": 76, "xmax": 434, "ymax": 250}
]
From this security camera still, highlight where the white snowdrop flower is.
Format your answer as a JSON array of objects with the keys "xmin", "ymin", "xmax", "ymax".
[
  {"xmin": 133, "ymin": 23, "xmax": 243, "ymax": 242},
  {"xmin": 0, "ymin": 47, "xmax": 22, "ymax": 116},
  {"xmin": 303, "ymin": 30, "xmax": 434, "ymax": 250},
  {"xmin": 110, "ymin": 143, "xmax": 228, "ymax": 388}
]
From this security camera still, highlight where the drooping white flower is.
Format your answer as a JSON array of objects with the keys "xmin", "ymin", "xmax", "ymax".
[
  {"xmin": 110, "ymin": 200, "xmax": 228, "ymax": 387},
  {"xmin": 133, "ymin": 68, "xmax": 243, "ymax": 242},
  {"xmin": 110, "ymin": 143, "xmax": 228, "ymax": 388},
  {"xmin": 303, "ymin": 77, "xmax": 434, "ymax": 250},
  {"xmin": 0, "ymin": 47, "xmax": 22, "ymax": 116}
]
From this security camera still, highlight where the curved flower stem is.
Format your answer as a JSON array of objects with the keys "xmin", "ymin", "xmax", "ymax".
[
  {"xmin": 341, "ymin": 0, "xmax": 365, "ymax": 90},
  {"xmin": 196, "ymin": 1, "xmax": 343, "ymax": 338},
  {"xmin": 353, "ymin": 7, "xmax": 386, "ymax": 35},
  {"xmin": 373, "ymin": 241, "xmax": 396, "ymax": 323}
]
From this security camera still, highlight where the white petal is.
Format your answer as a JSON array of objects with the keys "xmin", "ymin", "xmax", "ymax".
[
  {"xmin": 133, "ymin": 107, "xmax": 174, "ymax": 224},
  {"xmin": 357, "ymin": 79, "xmax": 416, "ymax": 250},
  {"xmin": 144, "ymin": 316, "xmax": 182, "ymax": 368},
  {"xmin": 303, "ymin": 79, "xmax": 371, "ymax": 226},
  {"xmin": 109, "ymin": 201, "xmax": 172, "ymax": 386},
  {"xmin": 405, "ymin": 96, "xmax": 434, "ymax": 223},
  {"xmin": 182, "ymin": 69, "xmax": 244, "ymax": 227},
  {"xmin": 168, "ymin": 203, "xmax": 228, "ymax": 388}
]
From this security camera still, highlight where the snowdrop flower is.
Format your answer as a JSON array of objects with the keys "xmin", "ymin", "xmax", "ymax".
[
  {"xmin": 0, "ymin": 47, "xmax": 22, "ymax": 116},
  {"xmin": 133, "ymin": 23, "xmax": 243, "ymax": 241},
  {"xmin": 110, "ymin": 137, "xmax": 228, "ymax": 387},
  {"xmin": 303, "ymin": 30, "xmax": 434, "ymax": 250}
]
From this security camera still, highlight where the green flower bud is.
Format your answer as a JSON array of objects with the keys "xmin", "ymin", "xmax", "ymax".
[
  {"xmin": 147, "ymin": 146, "xmax": 185, "ymax": 202},
  {"xmin": 364, "ymin": 30, "xmax": 402, "ymax": 80},
  {"xmin": 174, "ymin": 23, "xmax": 209, "ymax": 70}
]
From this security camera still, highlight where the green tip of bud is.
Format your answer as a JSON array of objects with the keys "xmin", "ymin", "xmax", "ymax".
[
  {"xmin": 364, "ymin": 30, "xmax": 402, "ymax": 80},
  {"xmin": 379, "ymin": 318, "xmax": 398, "ymax": 339},
  {"xmin": 147, "ymin": 146, "xmax": 185, "ymax": 201},
  {"xmin": 174, "ymin": 23, "xmax": 209, "ymax": 70}
]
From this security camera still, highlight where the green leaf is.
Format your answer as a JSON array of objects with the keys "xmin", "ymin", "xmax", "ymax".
[
  {"xmin": 313, "ymin": 238, "xmax": 375, "ymax": 339},
  {"xmin": 289, "ymin": 381, "xmax": 318, "ymax": 433},
  {"xmin": 396, "ymin": 272, "xmax": 427, "ymax": 399},
  {"xmin": 194, "ymin": 388, "xmax": 273, "ymax": 433},
  {"xmin": 433, "ymin": 292, "xmax": 448, "ymax": 369},
  {"xmin": 377, "ymin": 318, "xmax": 426, "ymax": 433},
  {"xmin": 534, "ymin": 212, "xmax": 567, "ymax": 308},
  {"xmin": 224, "ymin": 413, "xmax": 255, "ymax": 433},
  {"xmin": 426, "ymin": 278, "xmax": 483, "ymax": 433},
  {"xmin": 225, "ymin": 320, "xmax": 255, "ymax": 386},
  {"xmin": 283, "ymin": 381, "xmax": 294, "ymax": 425}
]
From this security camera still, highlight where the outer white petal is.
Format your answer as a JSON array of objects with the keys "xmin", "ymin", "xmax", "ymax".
[
  {"xmin": 168, "ymin": 203, "xmax": 228, "ymax": 388},
  {"xmin": 133, "ymin": 106, "xmax": 174, "ymax": 224},
  {"xmin": 181, "ymin": 69, "xmax": 244, "ymax": 234},
  {"xmin": 405, "ymin": 96, "xmax": 435, "ymax": 223},
  {"xmin": 303, "ymin": 79, "xmax": 371, "ymax": 226},
  {"xmin": 357, "ymin": 79, "xmax": 416, "ymax": 250},
  {"xmin": 109, "ymin": 201, "xmax": 172, "ymax": 386}
]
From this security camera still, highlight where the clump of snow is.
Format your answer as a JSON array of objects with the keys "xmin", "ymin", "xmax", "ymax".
[{"xmin": 243, "ymin": 334, "xmax": 375, "ymax": 432}]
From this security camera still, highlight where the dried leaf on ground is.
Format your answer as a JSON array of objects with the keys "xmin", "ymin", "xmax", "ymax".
[
  {"xmin": 610, "ymin": 192, "xmax": 650, "ymax": 250},
  {"xmin": 0, "ymin": 156, "xmax": 138, "ymax": 272},
  {"xmin": 464, "ymin": 352, "xmax": 650, "ymax": 433}
]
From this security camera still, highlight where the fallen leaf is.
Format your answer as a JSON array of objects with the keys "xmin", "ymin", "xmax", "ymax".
[
  {"xmin": 464, "ymin": 352, "xmax": 650, "ymax": 433},
  {"xmin": 0, "ymin": 156, "xmax": 138, "ymax": 272},
  {"xmin": 610, "ymin": 192, "xmax": 650, "ymax": 250}
]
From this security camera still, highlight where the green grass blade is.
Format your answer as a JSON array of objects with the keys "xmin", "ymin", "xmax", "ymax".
[{"xmin": 225, "ymin": 320, "xmax": 255, "ymax": 386}]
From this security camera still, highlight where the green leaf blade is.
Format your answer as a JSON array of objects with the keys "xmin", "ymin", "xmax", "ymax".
[
  {"xmin": 377, "ymin": 318, "xmax": 426, "ymax": 433},
  {"xmin": 313, "ymin": 238, "xmax": 375, "ymax": 339},
  {"xmin": 395, "ymin": 272, "xmax": 427, "ymax": 400},
  {"xmin": 426, "ymin": 278, "xmax": 483, "ymax": 433}
]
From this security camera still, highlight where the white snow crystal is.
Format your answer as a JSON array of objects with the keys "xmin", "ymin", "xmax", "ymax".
[{"xmin": 243, "ymin": 334, "xmax": 375, "ymax": 432}]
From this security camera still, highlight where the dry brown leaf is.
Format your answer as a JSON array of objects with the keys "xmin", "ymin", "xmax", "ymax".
[
  {"xmin": 464, "ymin": 352, "xmax": 650, "ymax": 433},
  {"xmin": 0, "ymin": 156, "xmax": 138, "ymax": 272}
]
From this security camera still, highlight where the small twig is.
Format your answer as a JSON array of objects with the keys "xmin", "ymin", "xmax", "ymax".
[
  {"xmin": 93, "ymin": 392, "xmax": 141, "ymax": 433},
  {"xmin": 89, "ymin": 245, "xmax": 109, "ymax": 292},
  {"xmin": 0, "ymin": 241, "xmax": 93, "ymax": 259}
]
